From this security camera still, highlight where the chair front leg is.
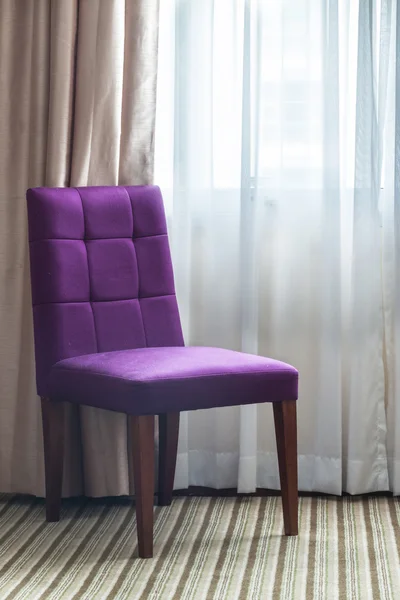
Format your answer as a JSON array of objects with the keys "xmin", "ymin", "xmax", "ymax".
[
  {"xmin": 158, "ymin": 412, "xmax": 180, "ymax": 506},
  {"xmin": 41, "ymin": 397, "xmax": 65, "ymax": 522},
  {"xmin": 273, "ymin": 400, "xmax": 298, "ymax": 535},
  {"xmin": 131, "ymin": 414, "xmax": 155, "ymax": 558}
]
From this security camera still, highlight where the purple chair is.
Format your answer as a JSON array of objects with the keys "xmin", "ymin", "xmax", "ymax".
[{"xmin": 27, "ymin": 185, "xmax": 298, "ymax": 558}]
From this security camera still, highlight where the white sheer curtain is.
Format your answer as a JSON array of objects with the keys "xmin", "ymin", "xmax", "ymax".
[
  {"xmin": 155, "ymin": 0, "xmax": 398, "ymax": 494},
  {"xmin": 383, "ymin": 0, "xmax": 400, "ymax": 494}
]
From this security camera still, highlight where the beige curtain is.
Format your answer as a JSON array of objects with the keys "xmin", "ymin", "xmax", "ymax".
[{"xmin": 0, "ymin": 0, "xmax": 159, "ymax": 496}]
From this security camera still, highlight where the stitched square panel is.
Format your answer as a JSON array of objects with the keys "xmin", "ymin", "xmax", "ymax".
[
  {"xmin": 140, "ymin": 296, "xmax": 184, "ymax": 347},
  {"xmin": 135, "ymin": 236, "xmax": 175, "ymax": 298},
  {"xmin": 27, "ymin": 187, "xmax": 84, "ymax": 241},
  {"xmin": 30, "ymin": 240, "xmax": 90, "ymax": 305},
  {"xmin": 78, "ymin": 186, "xmax": 133, "ymax": 239},
  {"xmin": 126, "ymin": 186, "xmax": 168, "ymax": 238},
  {"xmin": 86, "ymin": 239, "xmax": 139, "ymax": 301},
  {"xmin": 92, "ymin": 300, "xmax": 146, "ymax": 352}
]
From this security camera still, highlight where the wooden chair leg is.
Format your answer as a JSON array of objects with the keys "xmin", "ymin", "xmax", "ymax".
[
  {"xmin": 158, "ymin": 412, "xmax": 180, "ymax": 506},
  {"xmin": 273, "ymin": 400, "xmax": 298, "ymax": 536},
  {"xmin": 41, "ymin": 397, "xmax": 64, "ymax": 522},
  {"xmin": 131, "ymin": 414, "xmax": 155, "ymax": 558}
]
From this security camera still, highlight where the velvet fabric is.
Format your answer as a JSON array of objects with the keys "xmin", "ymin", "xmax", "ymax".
[
  {"xmin": 27, "ymin": 185, "xmax": 298, "ymax": 415},
  {"xmin": 47, "ymin": 347, "xmax": 298, "ymax": 415}
]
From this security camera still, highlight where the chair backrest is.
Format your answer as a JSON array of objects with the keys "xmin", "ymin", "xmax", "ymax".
[{"xmin": 27, "ymin": 185, "xmax": 184, "ymax": 396}]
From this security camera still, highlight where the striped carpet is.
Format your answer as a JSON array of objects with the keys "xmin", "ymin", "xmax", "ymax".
[{"xmin": 0, "ymin": 494, "xmax": 399, "ymax": 599}]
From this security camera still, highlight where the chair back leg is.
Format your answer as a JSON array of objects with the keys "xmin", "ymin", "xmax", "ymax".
[
  {"xmin": 158, "ymin": 412, "xmax": 180, "ymax": 506},
  {"xmin": 131, "ymin": 414, "xmax": 155, "ymax": 558},
  {"xmin": 273, "ymin": 400, "xmax": 298, "ymax": 535},
  {"xmin": 41, "ymin": 397, "xmax": 64, "ymax": 522}
]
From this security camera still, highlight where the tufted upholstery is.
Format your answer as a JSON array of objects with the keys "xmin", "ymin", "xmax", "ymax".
[
  {"xmin": 28, "ymin": 185, "xmax": 298, "ymax": 415},
  {"xmin": 27, "ymin": 185, "xmax": 299, "ymax": 556},
  {"xmin": 27, "ymin": 186, "xmax": 184, "ymax": 397}
]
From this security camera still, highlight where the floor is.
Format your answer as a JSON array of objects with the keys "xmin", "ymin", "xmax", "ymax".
[{"xmin": 0, "ymin": 493, "xmax": 398, "ymax": 599}]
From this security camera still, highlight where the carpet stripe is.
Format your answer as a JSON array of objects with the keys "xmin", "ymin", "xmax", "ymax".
[
  {"xmin": 0, "ymin": 502, "xmax": 36, "ymax": 537},
  {"xmin": 0, "ymin": 496, "xmax": 397, "ymax": 598},
  {"xmin": 8, "ymin": 502, "xmax": 93, "ymax": 600},
  {"xmin": 315, "ymin": 499, "xmax": 327, "ymax": 600},
  {"xmin": 387, "ymin": 498, "xmax": 400, "ymax": 564},
  {"xmin": 237, "ymin": 498, "xmax": 268, "ymax": 599},
  {"xmin": 0, "ymin": 519, "xmax": 62, "ymax": 593},
  {"xmin": 16, "ymin": 503, "xmax": 106, "ymax": 600},
  {"xmin": 345, "ymin": 498, "xmax": 359, "ymax": 600},
  {"xmin": 105, "ymin": 498, "xmax": 192, "ymax": 600},
  {"xmin": 381, "ymin": 498, "xmax": 400, "ymax": 596},
  {"xmin": 258, "ymin": 498, "xmax": 284, "ymax": 599},
  {"xmin": 293, "ymin": 496, "xmax": 312, "ymax": 600},
  {"xmin": 384, "ymin": 498, "xmax": 400, "ymax": 597},
  {"xmin": 7, "ymin": 501, "xmax": 101, "ymax": 600},
  {"xmin": 352, "ymin": 498, "xmax": 361, "ymax": 599},
  {"xmin": 174, "ymin": 497, "xmax": 226, "ymax": 600},
  {"xmin": 278, "ymin": 498, "xmax": 305, "ymax": 600},
  {"xmin": 356, "ymin": 496, "xmax": 373, "ymax": 600},
  {"xmin": 271, "ymin": 515, "xmax": 290, "ymax": 599},
  {"xmin": 0, "ymin": 502, "xmax": 88, "ymax": 597},
  {"xmin": 82, "ymin": 505, "xmax": 170, "ymax": 599},
  {"xmin": 305, "ymin": 497, "xmax": 318, "ymax": 600},
  {"xmin": 114, "ymin": 502, "xmax": 186, "ymax": 597},
  {"xmin": 327, "ymin": 498, "xmax": 339, "ymax": 600},
  {"xmin": 344, "ymin": 500, "xmax": 354, "ymax": 600},
  {"xmin": 371, "ymin": 498, "xmax": 391, "ymax": 599},
  {"xmin": 50, "ymin": 505, "xmax": 130, "ymax": 600},
  {"xmin": 337, "ymin": 498, "xmax": 346, "ymax": 600},
  {"xmin": 204, "ymin": 497, "xmax": 242, "ymax": 600},
  {"xmin": 221, "ymin": 498, "xmax": 263, "ymax": 600},
  {"xmin": 323, "ymin": 499, "xmax": 330, "ymax": 599},
  {"xmin": 239, "ymin": 497, "xmax": 277, "ymax": 599},
  {"xmin": 102, "ymin": 500, "xmax": 190, "ymax": 600},
  {"xmin": 364, "ymin": 498, "xmax": 385, "ymax": 600},
  {"xmin": 128, "ymin": 497, "xmax": 201, "ymax": 600},
  {"xmin": 216, "ymin": 498, "xmax": 252, "ymax": 600},
  {"xmin": 69, "ymin": 503, "xmax": 138, "ymax": 599},
  {"xmin": 73, "ymin": 504, "xmax": 170, "ymax": 599},
  {"xmin": 368, "ymin": 499, "xmax": 393, "ymax": 600},
  {"xmin": 0, "ymin": 500, "xmax": 44, "ymax": 558},
  {"xmin": 191, "ymin": 498, "xmax": 246, "ymax": 600},
  {"xmin": 143, "ymin": 498, "xmax": 211, "ymax": 600},
  {"xmin": 214, "ymin": 498, "xmax": 255, "ymax": 600},
  {"xmin": 0, "ymin": 495, "xmax": 25, "ymax": 523}
]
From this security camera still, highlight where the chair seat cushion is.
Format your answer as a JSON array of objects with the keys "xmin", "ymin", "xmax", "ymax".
[{"xmin": 47, "ymin": 346, "xmax": 298, "ymax": 415}]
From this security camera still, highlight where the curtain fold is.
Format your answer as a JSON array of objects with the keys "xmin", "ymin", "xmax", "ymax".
[
  {"xmin": 2, "ymin": 0, "xmax": 400, "ymax": 498},
  {"xmin": 344, "ymin": 0, "xmax": 390, "ymax": 494},
  {"xmin": 0, "ymin": 0, "xmax": 159, "ymax": 496},
  {"xmin": 155, "ymin": 0, "xmax": 398, "ymax": 494},
  {"xmin": 382, "ymin": 0, "xmax": 400, "ymax": 494}
]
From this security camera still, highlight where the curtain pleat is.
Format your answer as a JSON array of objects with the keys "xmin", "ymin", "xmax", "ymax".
[
  {"xmin": 0, "ymin": 0, "xmax": 159, "ymax": 496},
  {"xmin": 154, "ymin": 0, "xmax": 397, "ymax": 494}
]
